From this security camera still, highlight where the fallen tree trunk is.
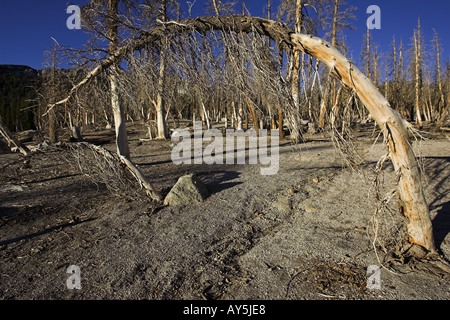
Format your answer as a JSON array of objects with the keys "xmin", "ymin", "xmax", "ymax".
[
  {"xmin": 69, "ymin": 142, "xmax": 162, "ymax": 202},
  {"xmin": 47, "ymin": 15, "xmax": 436, "ymax": 251},
  {"xmin": 0, "ymin": 116, "xmax": 29, "ymax": 156}
]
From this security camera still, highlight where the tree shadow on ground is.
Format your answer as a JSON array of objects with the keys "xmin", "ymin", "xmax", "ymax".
[
  {"xmin": 0, "ymin": 217, "xmax": 96, "ymax": 246},
  {"xmin": 423, "ymin": 156, "xmax": 450, "ymax": 251},
  {"xmin": 432, "ymin": 201, "xmax": 450, "ymax": 250},
  {"xmin": 197, "ymin": 170, "xmax": 242, "ymax": 195}
]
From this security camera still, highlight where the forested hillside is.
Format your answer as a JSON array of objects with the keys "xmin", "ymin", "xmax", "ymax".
[{"xmin": 0, "ymin": 65, "xmax": 38, "ymax": 132}]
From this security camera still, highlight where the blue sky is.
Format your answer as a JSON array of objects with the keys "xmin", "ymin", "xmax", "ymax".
[{"xmin": 0, "ymin": 0, "xmax": 449, "ymax": 70}]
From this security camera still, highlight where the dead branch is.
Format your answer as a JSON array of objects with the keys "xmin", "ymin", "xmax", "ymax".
[
  {"xmin": 0, "ymin": 116, "xmax": 29, "ymax": 156},
  {"xmin": 60, "ymin": 142, "xmax": 162, "ymax": 202}
]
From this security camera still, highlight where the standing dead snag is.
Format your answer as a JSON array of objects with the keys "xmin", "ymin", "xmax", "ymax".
[{"xmin": 108, "ymin": 0, "xmax": 130, "ymax": 159}]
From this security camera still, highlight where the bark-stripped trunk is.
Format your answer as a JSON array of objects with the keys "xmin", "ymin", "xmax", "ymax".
[
  {"xmin": 49, "ymin": 48, "xmax": 58, "ymax": 144},
  {"xmin": 318, "ymin": 83, "xmax": 329, "ymax": 128},
  {"xmin": 201, "ymin": 100, "xmax": 211, "ymax": 130},
  {"xmin": 245, "ymin": 96, "xmax": 259, "ymax": 135},
  {"xmin": 156, "ymin": 0, "xmax": 168, "ymax": 139},
  {"xmin": 109, "ymin": 0, "xmax": 130, "ymax": 159},
  {"xmin": 291, "ymin": 0, "xmax": 303, "ymax": 111},
  {"xmin": 414, "ymin": 21, "xmax": 423, "ymax": 126},
  {"xmin": 319, "ymin": 0, "xmax": 339, "ymax": 129},
  {"xmin": 290, "ymin": 0, "xmax": 303, "ymax": 140},
  {"xmin": 110, "ymin": 66, "xmax": 130, "ymax": 158},
  {"xmin": 434, "ymin": 31, "xmax": 446, "ymax": 120},
  {"xmin": 366, "ymin": 28, "xmax": 371, "ymax": 81},
  {"xmin": 392, "ymin": 36, "xmax": 397, "ymax": 102},
  {"xmin": 237, "ymin": 100, "xmax": 244, "ymax": 130},
  {"xmin": 278, "ymin": 106, "xmax": 284, "ymax": 138},
  {"xmin": 290, "ymin": 33, "xmax": 436, "ymax": 252},
  {"xmin": 107, "ymin": 0, "xmax": 160, "ymax": 201}
]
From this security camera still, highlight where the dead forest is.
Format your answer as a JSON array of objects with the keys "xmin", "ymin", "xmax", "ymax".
[
  {"xmin": 26, "ymin": 0, "xmax": 447, "ymax": 141},
  {"xmin": 1, "ymin": 0, "xmax": 450, "ymax": 300}
]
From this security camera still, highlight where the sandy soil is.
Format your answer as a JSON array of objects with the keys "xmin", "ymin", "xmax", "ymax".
[{"xmin": 0, "ymin": 122, "xmax": 449, "ymax": 300}]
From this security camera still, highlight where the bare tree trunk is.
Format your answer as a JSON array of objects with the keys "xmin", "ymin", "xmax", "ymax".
[
  {"xmin": 245, "ymin": 96, "xmax": 259, "ymax": 135},
  {"xmin": 392, "ymin": 36, "xmax": 397, "ymax": 102},
  {"xmin": 110, "ymin": 66, "xmax": 130, "ymax": 158},
  {"xmin": 49, "ymin": 47, "xmax": 58, "ymax": 144},
  {"xmin": 414, "ymin": 21, "xmax": 423, "ymax": 126},
  {"xmin": 318, "ymin": 84, "xmax": 329, "ymax": 128},
  {"xmin": 48, "ymin": 109, "xmax": 58, "ymax": 144},
  {"xmin": 329, "ymin": 87, "xmax": 342, "ymax": 127},
  {"xmin": 156, "ymin": 0, "xmax": 168, "ymax": 139},
  {"xmin": 237, "ymin": 99, "xmax": 244, "ymax": 130},
  {"xmin": 290, "ymin": 0, "xmax": 303, "ymax": 138},
  {"xmin": 434, "ymin": 30, "xmax": 446, "ymax": 121},
  {"xmin": 366, "ymin": 28, "xmax": 371, "ymax": 81},
  {"xmin": 278, "ymin": 105, "xmax": 284, "ymax": 139},
  {"xmin": 384, "ymin": 57, "xmax": 389, "ymax": 99},
  {"xmin": 201, "ymin": 100, "xmax": 211, "ymax": 130},
  {"xmin": 109, "ymin": 0, "xmax": 130, "ymax": 159},
  {"xmin": 291, "ymin": 33, "xmax": 436, "ymax": 252},
  {"xmin": 319, "ymin": 0, "xmax": 339, "ymax": 130}
]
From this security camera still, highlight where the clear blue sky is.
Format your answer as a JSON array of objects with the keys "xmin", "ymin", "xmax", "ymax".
[{"xmin": 0, "ymin": 0, "xmax": 449, "ymax": 70}]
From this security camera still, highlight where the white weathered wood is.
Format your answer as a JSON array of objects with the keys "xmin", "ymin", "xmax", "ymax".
[
  {"xmin": 291, "ymin": 33, "xmax": 435, "ymax": 252},
  {"xmin": 0, "ymin": 116, "xmax": 29, "ymax": 156}
]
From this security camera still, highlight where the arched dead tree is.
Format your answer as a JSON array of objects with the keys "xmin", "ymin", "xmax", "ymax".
[{"xmin": 46, "ymin": 15, "xmax": 436, "ymax": 253}]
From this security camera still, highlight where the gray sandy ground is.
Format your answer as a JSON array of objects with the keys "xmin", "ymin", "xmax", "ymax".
[{"xmin": 0, "ymin": 124, "xmax": 449, "ymax": 300}]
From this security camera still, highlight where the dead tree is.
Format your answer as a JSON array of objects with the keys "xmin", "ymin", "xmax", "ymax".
[
  {"xmin": 433, "ymin": 29, "xmax": 447, "ymax": 122},
  {"xmin": 47, "ymin": 14, "xmax": 436, "ymax": 252},
  {"xmin": 413, "ymin": 18, "xmax": 425, "ymax": 126},
  {"xmin": 108, "ymin": 0, "xmax": 130, "ymax": 158},
  {"xmin": 155, "ymin": 0, "xmax": 169, "ymax": 139}
]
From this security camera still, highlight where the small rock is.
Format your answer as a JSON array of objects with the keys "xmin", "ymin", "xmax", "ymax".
[
  {"xmin": 304, "ymin": 202, "xmax": 320, "ymax": 213},
  {"xmin": 272, "ymin": 195, "xmax": 292, "ymax": 213},
  {"xmin": 312, "ymin": 177, "xmax": 319, "ymax": 183},
  {"xmin": 286, "ymin": 188, "xmax": 295, "ymax": 195},
  {"xmin": 163, "ymin": 174, "xmax": 209, "ymax": 206}
]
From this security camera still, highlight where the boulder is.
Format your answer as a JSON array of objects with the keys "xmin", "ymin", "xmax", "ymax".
[{"xmin": 164, "ymin": 174, "xmax": 209, "ymax": 206}]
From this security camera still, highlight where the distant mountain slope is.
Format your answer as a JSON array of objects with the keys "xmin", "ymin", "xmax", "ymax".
[
  {"xmin": 0, "ymin": 65, "xmax": 38, "ymax": 132},
  {"xmin": 0, "ymin": 64, "xmax": 39, "ymax": 77}
]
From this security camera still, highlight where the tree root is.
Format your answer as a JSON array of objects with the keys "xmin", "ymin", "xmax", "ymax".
[{"xmin": 384, "ymin": 241, "xmax": 450, "ymax": 280}]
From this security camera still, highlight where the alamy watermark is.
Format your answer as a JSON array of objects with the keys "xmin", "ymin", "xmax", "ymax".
[
  {"xmin": 66, "ymin": 265, "xmax": 81, "ymax": 290},
  {"xmin": 67, "ymin": 5, "xmax": 81, "ymax": 30},
  {"xmin": 66, "ymin": 4, "xmax": 381, "ymax": 31},
  {"xmin": 367, "ymin": 5, "xmax": 381, "ymax": 30},
  {"xmin": 366, "ymin": 265, "xmax": 381, "ymax": 290},
  {"xmin": 170, "ymin": 122, "xmax": 279, "ymax": 176}
]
